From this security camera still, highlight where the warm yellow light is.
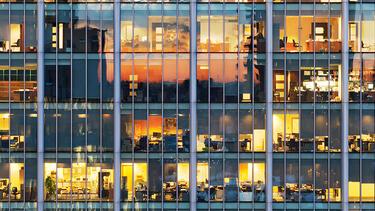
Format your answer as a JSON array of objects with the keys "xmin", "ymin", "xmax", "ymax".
[
  {"xmin": 73, "ymin": 162, "xmax": 86, "ymax": 168},
  {"xmin": 58, "ymin": 23, "xmax": 63, "ymax": 49},
  {"xmin": 224, "ymin": 177, "xmax": 230, "ymax": 183},
  {"xmin": 78, "ymin": 114, "xmax": 86, "ymax": 118},
  {"xmin": 242, "ymin": 93, "xmax": 251, "ymax": 100},
  {"xmin": 200, "ymin": 66, "xmax": 208, "ymax": 70},
  {"xmin": 103, "ymin": 114, "xmax": 111, "ymax": 118},
  {"xmin": 129, "ymin": 75, "xmax": 138, "ymax": 81},
  {"xmin": 0, "ymin": 113, "xmax": 9, "ymax": 119},
  {"xmin": 29, "ymin": 113, "xmax": 37, "ymax": 118}
]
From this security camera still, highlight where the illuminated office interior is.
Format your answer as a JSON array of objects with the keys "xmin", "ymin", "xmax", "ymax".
[{"xmin": 0, "ymin": 0, "xmax": 374, "ymax": 210}]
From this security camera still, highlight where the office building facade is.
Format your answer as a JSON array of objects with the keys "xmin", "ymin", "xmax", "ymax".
[{"xmin": 0, "ymin": 0, "xmax": 373, "ymax": 210}]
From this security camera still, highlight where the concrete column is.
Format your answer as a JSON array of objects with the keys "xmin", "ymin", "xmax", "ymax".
[
  {"xmin": 341, "ymin": 0, "xmax": 349, "ymax": 209},
  {"xmin": 265, "ymin": 0, "xmax": 273, "ymax": 210},
  {"xmin": 37, "ymin": 0, "xmax": 44, "ymax": 210},
  {"xmin": 189, "ymin": 0, "xmax": 197, "ymax": 210},
  {"xmin": 113, "ymin": 0, "xmax": 121, "ymax": 210}
]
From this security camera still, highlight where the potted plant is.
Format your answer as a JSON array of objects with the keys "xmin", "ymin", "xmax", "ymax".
[{"xmin": 45, "ymin": 176, "xmax": 56, "ymax": 200}]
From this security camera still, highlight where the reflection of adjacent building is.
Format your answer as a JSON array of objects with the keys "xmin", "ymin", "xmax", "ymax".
[
  {"xmin": 349, "ymin": 5, "xmax": 375, "ymax": 52},
  {"xmin": 120, "ymin": 9, "xmax": 190, "ymax": 52},
  {"xmin": 349, "ymin": 55, "xmax": 375, "ymax": 102},
  {"xmin": 121, "ymin": 113, "xmax": 190, "ymax": 153},
  {"xmin": 45, "ymin": 13, "xmax": 104, "ymax": 52}
]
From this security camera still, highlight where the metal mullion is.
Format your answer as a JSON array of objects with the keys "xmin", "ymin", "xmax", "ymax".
[
  {"xmin": 7, "ymin": 1, "xmax": 10, "ymax": 208},
  {"xmin": 175, "ymin": 1, "xmax": 179, "ymax": 207},
  {"xmin": 341, "ymin": 0, "xmax": 349, "ymax": 206},
  {"xmin": 312, "ymin": 0, "xmax": 317, "ymax": 208},
  {"xmin": 84, "ymin": 1, "xmax": 88, "ymax": 208},
  {"xmin": 297, "ymin": 0, "xmax": 301, "ymax": 209},
  {"xmin": 55, "ymin": 1, "xmax": 58, "ymax": 207},
  {"xmin": 222, "ymin": 2, "xmax": 225, "ymax": 208},
  {"xmin": 146, "ymin": 0, "xmax": 150, "ymax": 207},
  {"xmin": 70, "ymin": 1, "xmax": 73, "ymax": 208},
  {"xmin": 99, "ymin": 1, "xmax": 103, "ymax": 209},
  {"xmin": 22, "ymin": 0, "xmax": 26, "ymax": 208},
  {"xmin": 236, "ymin": 1, "xmax": 240, "ymax": 209},
  {"xmin": 131, "ymin": 1, "xmax": 135, "ymax": 210},
  {"xmin": 37, "ymin": 0, "xmax": 45, "ymax": 208},
  {"xmin": 359, "ymin": 1, "xmax": 363, "ymax": 208},
  {"xmin": 327, "ymin": 2, "xmax": 332, "ymax": 207},
  {"xmin": 161, "ymin": 0, "xmax": 165, "ymax": 207},
  {"xmin": 69, "ymin": 2, "xmax": 73, "ymax": 209},
  {"xmin": 189, "ymin": 0, "xmax": 197, "ymax": 207},
  {"xmin": 251, "ymin": 1, "xmax": 255, "ymax": 208},
  {"xmin": 282, "ymin": 2, "xmax": 286, "ymax": 210},
  {"xmin": 207, "ymin": 2, "xmax": 211, "ymax": 210}
]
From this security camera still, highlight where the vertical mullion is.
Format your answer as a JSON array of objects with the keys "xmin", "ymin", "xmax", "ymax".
[
  {"xmin": 37, "ymin": 0, "xmax": 45, "ymax": 208},
  {"xmin": 84, "ymin": 1, "xmax": 88, "ymax": 208},
  {"xmin": 236, "ymin": 2, "xmax": 240, "ymax": 209},
  {"xmin": 131, "ymin": 2, "xmax": 135, "ymax": 210},
  {"xmin": 222, "ymin": 2, "xmax": 225, "ymax": 208},
  {"xmin": 114, "ymin": 0, "xmax": 123, "ymax": 207},
  {"xmin": 161, "ymin": 1, "xmax": 165, "ymax": 208},
  {"xmin": 99, "ymin": 1, "xmax": 103, "ymax": 209},
  {"xmin": 70, "ymin": 1, "xmax": 73, "ymax": 208},
  {"xmin": 313, "ymin": 1, "xmax": 317, "ymax": 208},
  {"xmin": 283, "ymin": 2, "xmax": 286, "ymax": 211},
  {"xmin": 208, "ymin": 2, "xmax": 211, "ymax": 210},
  {"xmin": 265, "ymin": 0, "xmax": 273, "ymax": 208},
  {"xmin": 327, "ymin": 2, "xmax": 331, "ymax": 208},
  {"xmin": 359, "ymin": 0, "xmax": 363, "ymax": 208},
  {"xmin": 23, "ymin": 1, "xmax": 26, "ymax": 208},
  {"xmin": 175, "ymin": 2, "xmax": 179, "ymax": 208},
  {"xmin": 251, "ymin": 2, "xmax": 255, "ymax": 209},
  {"xmin": 189, "ymin": 0, "xmax": 198, "ymax": 208},
  {"xmin": 297, "ymin": 0, "xmax": 302, "ymax": 209},
  {"xmin": 341, "ymin": 0, "xmax": 350, "ymax": 208},
  {"xmin": 55, "ymin": 1, "xmax": 58, "ymax": 207},
  {"xmin": 146, "ymin": 0, "xmax": 150, "ymax": 208},
  {"xmin": 7, "ymin": 1, "xmax": 10, "ymax": 209}
]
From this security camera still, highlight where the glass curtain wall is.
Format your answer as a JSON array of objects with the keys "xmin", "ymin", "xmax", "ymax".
[
  {"xmin": 1, "ymin": 0, "xmax": 375, "ymax": 209},
  {"xmin": 348, "ymin": 0, "xmax": 375, "ymax": 209},
  {"xmin": 0, "ymin": 0, "xmax": 38, "ymax": 210},
  {"xmin": 196, "ymin": 0, "xmax": 266, "ymax": 210},
  {"xmin": 272, "ymin": 0, "xmax": 343, "ymax": 210},
  {"xmin": 120, "ymin": 1, "xmax": 191, "ymax": 209},
  {"xmin": 43, "ymin": 0, "xmax": 114, "ymax": 210}
]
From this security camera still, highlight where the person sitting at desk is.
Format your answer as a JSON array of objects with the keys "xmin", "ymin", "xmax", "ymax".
[
  {"xmin": 197, "ymin": 182, "xmax": 208, "ymax": 201},
  {"xmin": 255, "ymin": 180, "xmax": 265, "ymax": 201}
]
